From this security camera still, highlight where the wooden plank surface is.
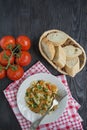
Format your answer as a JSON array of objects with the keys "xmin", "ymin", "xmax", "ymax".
[{"xmin": 0, "ymin": 0, "xmax": 87, "ymax": 129}]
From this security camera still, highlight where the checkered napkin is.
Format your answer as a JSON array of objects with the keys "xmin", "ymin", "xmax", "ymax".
[{"xmin": 4, "ymin": 61, "xmax": 83, "ymax": 130}]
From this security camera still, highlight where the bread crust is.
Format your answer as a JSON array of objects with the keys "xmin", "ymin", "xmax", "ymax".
[
  {"xmin": 65, "ymin": 57, "xmax": 79, "ymax": 77},
  {"xmin": 47, "ymin": 32, "xmax": 68, "ymax": 46},
  {"xmin": 63, "ymin": 45, "xmax": 82, "ymax": 59},
  {"xmin": 41, "ymin": 37, "xmax": 55, "ymax": 60},
  {"xmin": 53, "ymin": 46, "xmax": 66, "ymax": 68}
]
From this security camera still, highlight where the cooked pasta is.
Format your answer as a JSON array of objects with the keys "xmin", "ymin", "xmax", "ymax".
[{"xmin": 25, "ymin": 80, "xmax": 58, "ymax": 115}]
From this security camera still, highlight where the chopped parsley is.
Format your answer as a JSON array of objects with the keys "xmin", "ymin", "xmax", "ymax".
[
  {"xmin": 37, "ymin": 85, "xmax": 42, "ymax": 89},
  {"xmin": 26, "ymin": 92, "xmax": 28, "ymax": 97}
]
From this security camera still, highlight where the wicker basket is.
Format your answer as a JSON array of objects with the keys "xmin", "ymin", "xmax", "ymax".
[{"xmin": 39, "ymin": 29, "xmax": 86, "ymax": 77}]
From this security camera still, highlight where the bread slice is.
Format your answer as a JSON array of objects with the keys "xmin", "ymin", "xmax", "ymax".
[
  {"xmin": 47, "ymin": 32, "xmax": 68, "ymax": 46},
  {"xmin": 53, "ymin": 46, "xmax": 66, "ymax": 68},
  {"xmin": 63, "ymin": 45, "xmax": 82, "ymax": 59},
  {"xmin": 65, "ymin": 57, "xmax": 79, "ymax": 77},
  {"xmin": 41, "ymin": 37, "xmax": 55, "ymax": 60}
]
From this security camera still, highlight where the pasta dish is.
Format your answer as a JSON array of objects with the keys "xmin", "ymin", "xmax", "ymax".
[{"xmin": 25, "ymin": 80, "xmax": 58, "ymax": 115}]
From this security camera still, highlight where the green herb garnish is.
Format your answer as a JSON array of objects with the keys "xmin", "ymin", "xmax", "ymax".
[
  {"xmin": 43, "ymin": 87, "xmax": 48, "ymax": 92},
  {"xmin": 37, "ymin": 85, "xmax": 42, "ymax": 89},
  {"xmin": 26, "ymin": 92, "xmax": 28, "ymax": 97}
]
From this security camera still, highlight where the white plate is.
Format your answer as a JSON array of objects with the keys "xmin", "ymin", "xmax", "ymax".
[{"xmin": 17, "ymin": 73, "xmax": 68, "ymax": 124}]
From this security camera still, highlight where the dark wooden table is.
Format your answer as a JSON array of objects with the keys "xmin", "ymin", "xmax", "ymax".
[{"xmin": 0, "ymin": 0, "xmax": 87, "ymax": 130}]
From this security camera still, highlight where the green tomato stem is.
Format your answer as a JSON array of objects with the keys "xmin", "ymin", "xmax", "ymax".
[{"xmin": 5, "ymin": 45, "xmax": 21, "ymax": 70}]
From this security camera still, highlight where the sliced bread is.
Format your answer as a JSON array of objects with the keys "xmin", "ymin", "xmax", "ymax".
[
  {"xmin": 47, "ymin": 32, "xmax": 68, "ymax": 46},
  {"xmin": 63, "ymin": 45, "xmax": 82, "ymax": 59},
  {"xmin": 53, "ymin": 46, "xmax": 66, "ymax": 68},
  {"xmin": 65, "ymin": 57, "xmax": 79, "ymax": 77},
  {"xmin": 41, "ymin": 37, "xmax": 55, "ymax": 60}
]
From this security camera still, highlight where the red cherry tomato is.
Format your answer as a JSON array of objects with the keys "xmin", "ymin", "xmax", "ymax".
[
  {"xmin": 16, "ymin": 51, "xmax": 31, "ymax": 66},
  {"xmin": 0, "ymin": 36, "xmax": 15, "ymax": 50},
  {"xmin": 0, "ymin": 64, "xmax": 6, "ymax": 79},
  {"xmin": 16, "ymin": 35, "xmax": 31, "ymax": 51},
  {"xmin": 0, "ymin": 50, "xmax": 14, "ymax": 66},
  {"xmin": 7, "ymin": 65, "xmax": 24, "ymax": 81}
]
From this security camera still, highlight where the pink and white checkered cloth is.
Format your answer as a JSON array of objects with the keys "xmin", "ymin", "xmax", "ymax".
[{"xmin": 4, "ymin": 61, "xmax": 83, "ymax": 130}]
